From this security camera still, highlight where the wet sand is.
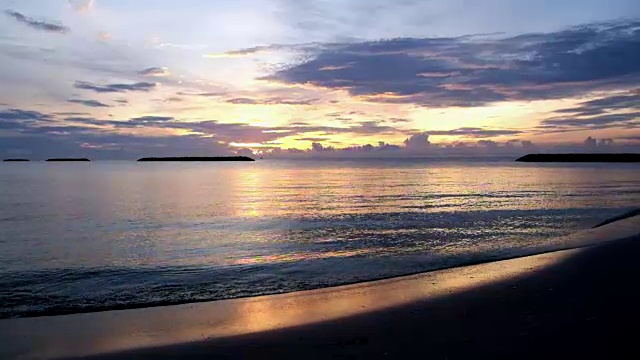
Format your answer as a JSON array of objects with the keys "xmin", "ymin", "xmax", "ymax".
[{"xmin": 1, "ymin": 216, "xmax": 639, "ymax": 359}]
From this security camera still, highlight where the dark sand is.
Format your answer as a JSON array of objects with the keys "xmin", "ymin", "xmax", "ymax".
[{"xmin": 1, "ymin": 217, "xmax": 638, "ymax": 359}]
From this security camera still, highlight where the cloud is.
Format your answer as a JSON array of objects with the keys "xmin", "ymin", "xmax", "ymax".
[
  {"xmin": 0, "ymin": 132, "xmax": 236, "ymax": 160},
  {"xmin": 296, "ymin": 137, "xmax": 329, "ymax": 142},
  {"xmin": 69, "ymin": 0, "xmax": 94, "ymax": 12},
  {"xmin": 204, "ymin": 46, "xmax": 273, "ymax": 59},
  {"xmin": 129, "ymin": 116, "xmax": 175, "ymax": 123},
  {"xmin": 265, "ymin": 19, "xmax": 640, "ymax": 107},
  {"xmin": 553, "ymin": 91, "xmax": 639, "ymax": 117},
  {"xmin": 161, "ymin": 97, "xmax": 184, "ymax": 103},
  {"xmin": 540, "ymin": 112, "xmax": 640, "ymax": 131},
  {"xmin": 478, "ymin": 140, "xmax": 499, "ymax": 148},
  {"xmin": 138, "ymin": 67, "xmax": 170, "ymax": 77},
  {"xmin": 4, "ymin": 10, "xmax": 70, "ymax": 34},
  {"xmin": 204, "ymin": 43, "xmax": 323, "ymax": 59},
  {"xmin": 388, "ymin": 117, "xmax": 412, "ymax": 123},
  {"xmin": 60, "ymin": 113, "xmax": 409, "ymax": 146},
  {"xmin": 3, "ymin": 108, "xmax": 639, "ymax": 159},
  {"xmin": 68, "ymin": 99, "xmax": 110, "ymax": 108},
  {"xmin": 0, "ymin": 109, "xmax": 52, "ymax": 121},
  {"xmin": 225, "ymin": 97, "xmax": 317, "ymax": 105},
  {"xmin": 427, "ymin": 127, "xmax": 522, "ymax": 138},
  {"xmin": 0, "ymin": 108, "xmax": 54, "ymax": 131},
  {"xmin": 53, "ymin": 112, "xmax": 90, "ymax": 116},
  {"xmin": 403, "ymin": 133, "xmax": 431, "ymax": 151},
  {"xmin": 74, "ymin": 81, "xmax": 157, "ymax": 93},
  {"xmin": 538, "ymin": 92, "xmax": 640, "ymax": 132}
]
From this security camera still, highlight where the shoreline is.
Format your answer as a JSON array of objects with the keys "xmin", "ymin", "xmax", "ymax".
[
  {"xmin": 1, "ymin": 214, "xmax": 638, "ymax": 359},
  {"xmin": 4, "ymin": 209, "xmax": 638, "ymax": 320}
]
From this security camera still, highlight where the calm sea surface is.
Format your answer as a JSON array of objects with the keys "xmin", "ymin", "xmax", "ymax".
[{"xmin": 0, "ymin": 159, "xmax": 638, "ymax": 318}]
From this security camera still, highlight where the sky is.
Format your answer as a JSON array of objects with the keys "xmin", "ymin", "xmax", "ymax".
[{"xmin": 0, "ymin": 0, "xmax": 639, "ymax": 159}]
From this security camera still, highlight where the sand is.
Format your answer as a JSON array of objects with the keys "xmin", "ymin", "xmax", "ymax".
[{"xmin": 0, "ymin": 215, "xmax": 638, "ymax": 359}]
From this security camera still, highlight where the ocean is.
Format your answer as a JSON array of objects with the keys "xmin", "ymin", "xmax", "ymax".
[{"xmin": 0, "ymin": 159, "xmax": 638, "ymax": 319}]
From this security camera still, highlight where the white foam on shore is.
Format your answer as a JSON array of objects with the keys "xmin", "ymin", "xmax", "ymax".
[{"xmin": 0, "ymin": 215, "xmax": 638, "ymax": 359}]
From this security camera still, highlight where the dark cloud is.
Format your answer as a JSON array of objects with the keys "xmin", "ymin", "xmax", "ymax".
[
  {"xmin": 541, "ymin": 112, "xmax": 640, "ymax": 129},
  {"xmin": 4, "ymin": 10, "xmax": 70, "ymax": 34},
  {"xmin": 553, "ymin": 91, "xmax": 639, "ymax": 117},
  {"xmin": 177, "ymin": 91, "xmax": 227, "ymax": 97},
  {"xmin": 0, "ymin": 109, "xmax": 54, "ymax": 131},
  {"xmin": 68, "ymin": 99, "xmax": 110, "ymax": 108},
  {"xmin": 0, "ymin": 109, "xmax": 52, "ymax": 121},
  {"xmin": 226, "ymin": 98, "xmax": 259, "ymax": 105},
  {"xmin": 536, "ymin": 92, "xmax": 640, "ymax": 133},
  {"xmin": 53, "ymin": 112, "xmax": 90, "ymax": 116},
  {"xmin": 138, "ymin": 67, "xmax": 170, "ymax": 77},
  {"xmin": 265, "ymin": 20, "xmax": 640, "ymax": 107},
  {"xmin": 0, "ymin": 133, "xmax": 235, "ymax": 160},
  {"xmin": 296, "ymin": 137, "xmax": 329, "ymax": 142},
  {"xmin": 129, "ymin": 116, "xmax": 175, "ymax": 123},
  {"xmin": 403, "ymin": 133, "xmax": 431, "ymax": 151},
  {"xmin": 616, "ymin": 135, "xmax": 640, "ymax": 141},
  {"xmin": 478, "ymin": 140, "xmax": 499, "ymax": 148},
  {"xmin": 351, "ymin": 121, "xmax": 397, "ymax": 134},
  {"xmin": 162, "ymin": 97, "xmax": 184, "ymax": 103},
  {"xmin": 74, "ymin": 81, "xmax": 157, "ymax": 93},
  {"xmin": 388, "ymin": 117, "xmax": 411, "ymax": 123}
]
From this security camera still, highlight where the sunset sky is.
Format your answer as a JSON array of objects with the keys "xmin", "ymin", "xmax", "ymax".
[{"xmin": 0, "ymin": 0, "xmax": 639, "ymax": 158}]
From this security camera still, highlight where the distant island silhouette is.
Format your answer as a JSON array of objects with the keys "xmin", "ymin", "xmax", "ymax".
[
  {"xmin": 516, "ymin": 153, "xmax": 640, "ymax": 163},
  {"xmin": 46, "ymin": 158, "xmax": 91, "ymax": 162},
  {"xmin": 3, "ymin": 159, "xmax": 30, "ymax": 162},
  {"xmin": 137, "ymin": 156, "xmax": 255, "ymax": 162}
]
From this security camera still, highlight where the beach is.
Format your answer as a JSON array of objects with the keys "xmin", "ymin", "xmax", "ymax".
[
  {"xmin": 1, "ymin": 214, "xmax": 638, "ymax": 359},
  {"xmin": 2, "ymin": 1, "xmax": 639, "ymax": 358}
]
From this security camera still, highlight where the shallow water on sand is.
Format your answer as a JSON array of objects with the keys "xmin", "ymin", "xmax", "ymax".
[{"xmin": 1, "ymin": 159, "xmax": 638, "ymax": 318}]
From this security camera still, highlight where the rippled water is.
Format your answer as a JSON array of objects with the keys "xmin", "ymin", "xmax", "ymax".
[{"xmin": 0, "ymin": 159, "xmax": 638, "ymax": 318}]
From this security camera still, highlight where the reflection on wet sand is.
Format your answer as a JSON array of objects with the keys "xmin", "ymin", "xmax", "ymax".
[
  {"xmin": 1, "ymin": 214, "xmax": 638, "ymax": 359},
  {"xmin": 0, "ymin": 247, "xmax": 575, "ymax": 359}
]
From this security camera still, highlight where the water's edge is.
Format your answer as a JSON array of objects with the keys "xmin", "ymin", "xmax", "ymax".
[{"xmin": 4, "ymin": 209, "xmax": 637, "ymax": 320}]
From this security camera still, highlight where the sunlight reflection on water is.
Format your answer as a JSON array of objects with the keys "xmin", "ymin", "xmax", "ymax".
[{"xmin": 0, "ymin": 159, "xmax": 638, "ymax": 317}]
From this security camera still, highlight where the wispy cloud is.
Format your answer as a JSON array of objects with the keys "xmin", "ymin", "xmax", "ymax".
[
  {"xmin": 537, "ymin": 92, "xmax": 640, "ymax": 133},
  {"xmin": 4, "ymin": 10, "xmax": 70, "ymax": 34},
  {"xmin": 204, "ymin": 43, "xmax": 324, "ymax": 59},
  {"xmin": 225, "ymin": 97, "xmax": 317, "ymax": 106},
  {"xmin": 426, "ymin": 127, "xmax": 523, "ymax": 138},
  {"xmin": 74, "ymin": 81, "xmax": 157, "ymax": 93},
  {"xmin": 68, "ymin": 99, "xmax": 111, "ymax": 108}
]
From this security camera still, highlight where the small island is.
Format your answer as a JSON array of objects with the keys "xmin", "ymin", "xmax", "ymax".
[
  {"xmin": 137, "ymin": 156, "xmax": 255, "ymax": 162},
  {"xmin": 46, "ymin": 158, "xmax": 91, "ymax": 162},
  {"xmin": 3, "ymin": 159, "xmax": 30, "ymax": 162},
  {"xmin": 516, "ymin": 153, "xmax": 640, "ymax": 163}
]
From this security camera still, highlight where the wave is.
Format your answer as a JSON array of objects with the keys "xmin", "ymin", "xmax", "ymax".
[{"xmin": 1, "ymin": 208, "xmax": 638, "ymax": 319}]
